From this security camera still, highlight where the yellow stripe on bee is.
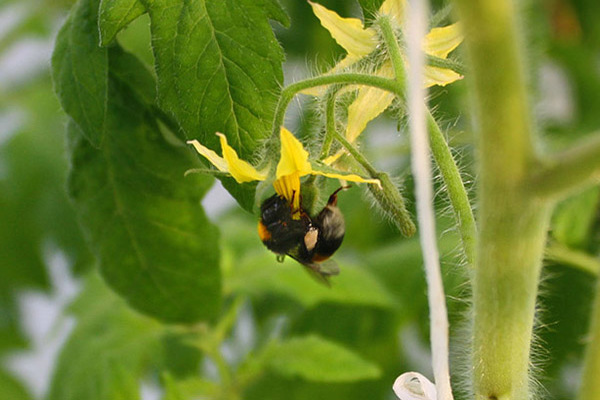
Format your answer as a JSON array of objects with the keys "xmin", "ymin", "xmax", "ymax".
[{"xmin": 257, "ymin": 221, "xmax": 271, "ymax": 242}]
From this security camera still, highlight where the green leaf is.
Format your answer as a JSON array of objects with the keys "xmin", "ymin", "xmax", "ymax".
[
  {"xmin": 99, "ymin": 0, "xmax": 146, "ymax": 46},
  {"xmin": 108, "ymin": 45, "xmax": 157, "ymax": 107},
  {"xmin": 0, "ymin": 370, "xmax": 31, "ymax": 400},
  {"xmin": 262, "ymin": 335, "xmax": 381, "ymax": 382},
  {"xmin": 67, "ymin": 61, "xmax": 221, "ymax": 323},
  {"xmin": 226, "ymin": 251, "xmax": 396, "ymax": 309},
  {"xmin": 141, "ymin": 0, "xmax": 284, "ymax": 157},
  {"xmin": 52, "ymin": 0, "xmax": 108, "ymax": 148},
  {"xmin": 161, "ymin": 374, "xmax": 219, "ymax": 400},
  {"xmin": 48, "ymin": 274, "xmax": 162, "ymax": 400},
  {"xmin": 257, "ymin": 0, "xmax": 290, "ymax": 28}
]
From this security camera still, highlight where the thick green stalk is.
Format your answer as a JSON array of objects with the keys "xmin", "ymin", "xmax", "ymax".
[
  {"xmin": 579, "ymin": 277, "xmax": 600, "ymax": 400},
  {"xmin": 451, "ymin": 0, "xmax": 551, "ymax": 398}
]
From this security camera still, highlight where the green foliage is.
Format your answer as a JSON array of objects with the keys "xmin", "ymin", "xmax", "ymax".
[
  {"xmin": 52, "ymin": 0, "xmax": 108, "ymax": 148},
  {"xmin": 261, "ymin": 335, "xmax": 381, "ymax": 382},
  {"xmin": 3, "ymin": 0, "xmax": 600, "ymax": 399},
  {"xmin": 66, "ymin": 70, "xmax": 221, "ymax": 322},
  {"xmin": 0, "ymin": 370, "xmax": 31, "ymax": 400},
  {"xmin": 48, "ymin": 274, "xmax": 163, "ymax": 400},
  {"xmin": 98, "ymin": 0, "xmax": 146, "ymax": 45}
]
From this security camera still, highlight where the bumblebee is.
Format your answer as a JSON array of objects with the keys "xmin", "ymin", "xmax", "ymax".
[{"xmin": 258, "ymin": 187, "xmax": 347, "ymax": 283}]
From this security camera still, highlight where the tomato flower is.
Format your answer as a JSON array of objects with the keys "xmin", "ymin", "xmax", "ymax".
[
  {"xmin": 308, "ymin": 0, "xmax": 463, "ymax": 164},
  {"xmin": 187, "ymin": 127, "xmax": 379, "ymax": 213}
]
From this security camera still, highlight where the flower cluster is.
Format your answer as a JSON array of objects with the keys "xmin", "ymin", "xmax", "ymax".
[
  {"xmin": 308, "ymin": 0, "xmax": 463, "ymax": 164},
  {"xmin": 188, "ymin": 127, "xmax": 379, "ymax": 213}
]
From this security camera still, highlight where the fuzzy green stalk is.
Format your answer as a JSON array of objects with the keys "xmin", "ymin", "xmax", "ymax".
[
  {"xmin": 379, "ymin": 15, "xmax": 477, "ymax": 265},
  {"xmin": 270, "ymin": 74, "xmax": 402, "ymax": 142},
  {"xmin": 332, "ymin": 130, "xmax": 416, "ymax": 237},
  {"xmin": 579, "ymin": 275, "xmax": 600, "ymax": 400},
  {"xmin": 426, "ymin": 113, "xmax": 476, "ymax": 266},
  {"xmin": 451, "ymin": 0, "xmax": 552, "ymax": 398},
  {"xmin": 319, "ymin": 88, "xmax": 341, "ymax": 160}
]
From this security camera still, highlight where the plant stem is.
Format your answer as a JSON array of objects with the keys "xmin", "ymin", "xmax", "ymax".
[
  {"xmin": 529, "ymin": 131, "xmax": 600, "ymax": 200},
  {"xmin": 380, "ymin": 14, "xmax": 476, "ymax": 267},
  {"xmin": 426, "ymin": 113, "xmax": 476, "ymax": 266},
  {"xmin": 333, "ymin": 130, "xmax": 416, "ymax": 237},
  {"xmin": 545, "ymin": 241, "xmax": 600, "ymax": 276},
  {"xmin": 319, "ymin": 88, "xmax": 340, "ymax": 160},
  {"xmin": 579, "ymin": 276, "xmax": 600, "ymax": 400},
  {"xmin": 451, "ymin": 0, "xmax": 550, "ymax": 398},
  {"xmin": 270, "ymin": 74, "xmax": 402, "ymax": 142}
]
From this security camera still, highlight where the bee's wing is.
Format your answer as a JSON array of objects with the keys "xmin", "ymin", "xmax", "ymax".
[{"xmin": 300, "ymin": 259, "xmax": 340, "ymax": 287}]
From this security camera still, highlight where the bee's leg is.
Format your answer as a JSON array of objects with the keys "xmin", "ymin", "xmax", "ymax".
[{"xmin": 328, "ymin": 186, "xmax": 351, "ymax": 206}]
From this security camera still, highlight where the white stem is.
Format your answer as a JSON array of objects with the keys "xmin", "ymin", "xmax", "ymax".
[{"xmin": 405, "ymin": 1, "xmax": 453, "ymax": 400}]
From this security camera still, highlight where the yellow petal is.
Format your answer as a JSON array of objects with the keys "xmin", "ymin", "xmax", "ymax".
[
  {"xmin": 311, "ymin": 169, "xmax": 381, "ymax": 187},
  {"xmin": 216, "ymin": 133, "xmax": 267, "ymax": 183},
  {"xmin": 345, "ymin": 62, "xmax": 396, "ymax": 143},
  {"xmin": 273, "ymin": 171, "xmax": 301, "ymax": 212},
  {"xmin": 379, "ymin": 0, "xmax": 406, "ymax": 22},
  {"xmin": 424, "ymin": 66, "xmax": 463, "ymax": 87},
  {"xmin": 276, "ymin": 127, "xmax": 313, "ymax": 178},
  {"xmin": 187, "ymin": 140, "xmax": 229, "ymax": 172},
  {"xmin": 322, "ymin": 151, "xmax": 344, "ymax": 166},
  {"xmin": 309, "ymin": 1, "xmax": 377, "ymax": 57},
  {"xmin": 423, "ymin": 23, "xmax": 463, "ymax": 59}
]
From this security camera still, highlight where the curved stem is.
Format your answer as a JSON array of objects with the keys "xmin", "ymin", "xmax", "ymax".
[
  {"xmin": 270, "ymin": 74, "xmax": 402, "ymax": 141},
  {"xmin": 426, "ymin": 113, "xmax": 476, "ymax": 266},
  {"xmin": 380, "ymin": 14, "xmax": 477, "ymax": 267},
  {"xmin": 333, "ymin": 131, "xmax": 416, "ymax": 237}
]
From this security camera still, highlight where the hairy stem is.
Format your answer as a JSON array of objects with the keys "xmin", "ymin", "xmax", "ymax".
[
  {"xmin": 333, "ymin": 130, "xmax": 416, "ymax": 237},
  {"xmin": 451, "ymin": 0, "xmax": 550, "ymax": 398},
  {"xmin": 380, "ymin": 14, "xmax": 476, "ymax": 267},
  {"xmin": 426, "ymin": 113, "xmax": 477, "ymax": 266},
  {"xmin": 319, "ymin": 88, "xmax": 340, "ymax": 160},
  {"xmin": 271, "ymin": 74, "xmax": 402, "ymax": 142}
]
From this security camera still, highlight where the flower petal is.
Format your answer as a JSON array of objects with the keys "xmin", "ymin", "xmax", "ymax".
[
  {"xmin": 216, "ymin": 133, "xmax": 267, "ymax": 183},
  {"xmin": 423, "ymin": 23, "xmax": 463, "ymax": 59},
  {"xmin": 187, "ymin": 139, "xmax": 229, "ymax": 172},
  {"xmin": 309, "ymin": 1, "xmax": 377, "ymax": 57},
  {"xmin": 346, "ymin": 62, "xmax": 396, "ymax": 144},
  {"xmin": 273, "ymin": 171, "xmax": 301, "ymax": 212},
  {"xmin": 379, "ymin": 0, "xmax": 406, "ymax": 22},
  {"xmin": 276, "ymin": 127, "xmax": 313, "ymax": 178},
  {"xmin": 311, "ymin": 168, "xmax": 381, "ymax": 187},
  {"xmin": 424, "ymin": 66, "xmax": 463, "ymax": 87}
]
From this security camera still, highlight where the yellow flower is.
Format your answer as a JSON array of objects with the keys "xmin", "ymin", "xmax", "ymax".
[
  {"xmin": 187, "ymin": 128, "xmax": 379, "ymax": 213},
  {"xmin": 309, "ymin": 0, "xmax": 463, "ymax": 165}
]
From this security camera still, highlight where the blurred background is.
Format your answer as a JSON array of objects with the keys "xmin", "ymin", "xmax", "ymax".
[{"xmin": 1, "ymin": 0, "xmax": 600, "ymax": 399}]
